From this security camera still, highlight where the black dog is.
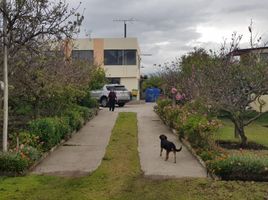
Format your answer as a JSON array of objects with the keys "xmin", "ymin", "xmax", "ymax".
[{"xmin": 159, "ymin": 134, "xmax": 182, "ymax": 163}]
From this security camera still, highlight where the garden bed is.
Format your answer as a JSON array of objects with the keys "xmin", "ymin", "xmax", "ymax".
[
  {"xmin": 216, "ymin": 140, "xmax": 268, "ymax": 150},
  {"xmin": 155, "ymin": 98, "xmax": 268, "ymax": 182},
  {"xmin": 0, "ymin": 107, "xmax": 98, "ymax": 176}
]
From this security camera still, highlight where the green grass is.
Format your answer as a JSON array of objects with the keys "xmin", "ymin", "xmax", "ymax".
[
  {"xmin": 0, "ymin": 112, "xmax": 268, "ymax": 200},
  {"xmin": 216, "ymin": 119, "xmax": 268, "ymax": 148}
]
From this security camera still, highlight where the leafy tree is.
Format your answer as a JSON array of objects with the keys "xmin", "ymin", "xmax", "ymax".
[
  {"xmin": 196, "ymin": 34, "xmax": 268, "ymax": 146},
  {"xmin": 88, "ymin": 67, "xmax": 107, "ymax": 90},
  {"xmin": 0, "ymin": 0, "xmax": 83, "ymax": 54},
  {"xmin": 0, "ymin": 0, "xmax": 83, "ymax": 150},
  {"xmin": 141, "ymin": 75, "xmax": 164, "ymax": 91},
  {"xmin": 9, "ymin": 47, "xmax": 93, "ymax": 118}
]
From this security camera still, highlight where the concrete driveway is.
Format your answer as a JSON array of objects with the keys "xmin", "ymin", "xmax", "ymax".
[
  {"xmin": 32, "ymin": 103, "xmax": 207, "ymax": 179},
  {"xmin": 121, "ymin": 103, "xmax": 207, "ymax": 179},
  {"xmin": 32, "ymin": 109, "xmax": 118, "ymax": 177}
]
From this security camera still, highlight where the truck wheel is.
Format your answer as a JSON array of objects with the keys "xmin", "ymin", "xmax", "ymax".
[
  {"xmin": 101, "ymin": 97, "xmax": 108, "ymax": 107},
  {"xmin": 118, "ymin": 103, "xmax": 125, "ymax": 107}
]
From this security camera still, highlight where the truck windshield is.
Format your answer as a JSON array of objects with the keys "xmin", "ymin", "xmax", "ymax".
[{"xmin": 106, "ymin": 86, "xmax": 127, "ymax": 91}]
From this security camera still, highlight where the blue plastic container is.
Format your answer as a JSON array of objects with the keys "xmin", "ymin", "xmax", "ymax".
[{"xmin": 145, "ymin": 87, "xmax": 160, "ymax": 102}]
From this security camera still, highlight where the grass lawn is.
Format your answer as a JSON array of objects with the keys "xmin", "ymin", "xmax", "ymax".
[
  {"xmin": 216, "ymin": 118, "xmax": 268, "ymax": 148},
  {"xmin": 0, "ymin": 112, "xmax": 268, "ymax": 200}
]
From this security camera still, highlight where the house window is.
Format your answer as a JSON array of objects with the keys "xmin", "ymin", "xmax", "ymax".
[
  {"xmin": 123, "ymin": 50, "xmax": 136, "ymax": 65},
  {"xmin": 104, "ymin": 50, "xmax": 123, "ymax": 65},
  {"xmin": 72, "ymin": 50, "xmax": 94, "ymax": 63},
  {"xmin": 104, "ymin": 50, "xmax": 136, "ymax": 65}
]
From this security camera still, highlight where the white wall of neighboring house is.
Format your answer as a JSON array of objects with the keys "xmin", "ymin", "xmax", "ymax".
[
  {"xmin": 234, "ymin": 47, "xmax": 268, "ymax": 113},
  {"xmin": 71, "ymin": 37, "xmax": 141, "ymax": 100},
  {"xmin": 250, "ymin": 95, "xmax": 268, "ymax": 112}
]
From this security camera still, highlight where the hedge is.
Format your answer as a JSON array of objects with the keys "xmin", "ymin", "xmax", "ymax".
[
  {"xmin": 0, "ymin": 152, "xmax": 29, "ymax": 175},
  {"xmin": 29, "ymin": 117, "xmax": 70, "ymax": 151},
  {"xmin": 207, "ymin": 154, "xmax": 268, "ymax": 181}
]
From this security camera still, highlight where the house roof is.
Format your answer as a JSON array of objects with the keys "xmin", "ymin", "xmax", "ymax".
[{"xmin": 231, "ymin": 47, "xmax": 268, "ymax": 56}]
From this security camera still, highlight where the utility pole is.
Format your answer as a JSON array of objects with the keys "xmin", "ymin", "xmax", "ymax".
[
  {"xmin": 113, "ymin": 18, "xmax": 136, "ymax": 38},
  {"xmin": 2, "ymin": 0, "xmax": 8, "ymax": 152}
]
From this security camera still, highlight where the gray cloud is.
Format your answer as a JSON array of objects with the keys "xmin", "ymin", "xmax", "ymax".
[{"xmin": 67, "ymin": 0, "xmax": 268, "ymax": 74}]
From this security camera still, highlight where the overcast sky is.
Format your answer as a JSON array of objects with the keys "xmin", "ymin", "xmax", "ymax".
[{"xmin": 67, "ymin": 0, "xmax": 268, "ymax": 74}]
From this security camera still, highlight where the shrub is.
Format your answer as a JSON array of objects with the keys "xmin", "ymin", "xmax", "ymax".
[
  {"xmin": 9, "ymin": 131, "xmax": 41, "ymax": 151},
  {"xmin": 156, "ymin": 98, "xmax": 172, "ymax": 115},
  {"xmin": 0, "ymin": 152, "xmax": 29, "ymax": 175},
  {"xmin": 71, "ymin": 105, "xmax": 94, "ymax": 121},
  {"xmin": 29, "ymin": 117, "xmax": 70, "ymax": 151},
  {"xmin": 197, "ymin": 149, "xmax": 222, "ymax": 161},
  {"xmin": 20, "ymin": 145, "xmax": 42, "ymax": 163},
  {"xmin": 182, "ymin": 115, "xmax": 217, "ymax": 149},
  {"xmin": 80, "ymin": 92, "xmax": 99, "ymax": 108},
  {"xmin": 62, "ymin": 105, "xmax": 96, "ymax": 130},
  {"xmin": 63, "ymin": 109, "xmax": 84, "ymax": 131},
  {"xmin": 207, "ymin": 154, "xmax": 268, "ymax": 181},
  {"xmin": 162, "ymin": 105, "xmax": 182, "ymax": 128}
]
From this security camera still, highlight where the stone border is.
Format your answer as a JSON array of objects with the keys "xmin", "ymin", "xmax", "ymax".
[
  {"xmin": 170, "ymin": 128, "xmax": 220, "ymax": 180},
  {"xmin": 28, "ymin": 108, "xmax": 99, "ymax": 174},
  {"xmin": 154, "ymin": 108, "xmax": 220, "ymax": 180}
]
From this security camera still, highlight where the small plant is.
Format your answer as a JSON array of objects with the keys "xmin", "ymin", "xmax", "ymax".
[
  {"xmin": 19, "ymin": 145, "xmax": 42, "ymax": 163},
  {"xmin": 9, "ymin": 131, "xmax": 42, "ymax": 151},
  {"xmin": 0, "ymin": 152, "xmax": 29, "ymax": 175}
]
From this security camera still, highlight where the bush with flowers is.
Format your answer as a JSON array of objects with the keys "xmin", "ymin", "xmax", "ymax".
[
  {"xmin": 207, "ymin": 153, "xmax": 268, "ymax": 181},
  {"xmin": 156, "ymin": 98, "xmax": 268, "ymax": 181},
  {"xmin": 0, "ymin": 152, "xmax": 29, "ymax": 175},
  {"xmin": 156, "ymin": 98, "xmax": 221, "ymax": 150}
]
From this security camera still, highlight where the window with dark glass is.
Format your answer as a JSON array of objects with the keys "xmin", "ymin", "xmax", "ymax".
[
  {"xmin": 72, "ymin": 50, "xmax": 94, "ymax": 63},
  {"xmin": 124, "ymin": 50, "xmax": 136, "ymax": 65},
  {"xmin": 104, "ymin": 50, "xmax": 123, "ymax": 65},
  {"xmin": 104, "ymin": 49, "xmax": 136, "ymax": 65}
]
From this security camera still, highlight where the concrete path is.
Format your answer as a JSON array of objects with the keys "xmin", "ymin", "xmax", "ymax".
[
  {"xmin": 122, "ymin": 103, "xmax": 207, "ymax": 179},
  {"xmin": 32, "ymin": 103, "xmax": 207, "ymax": 179},
  {"xmin": 32, "ymin": 109, "xmax": 118, "ymax": 177}
]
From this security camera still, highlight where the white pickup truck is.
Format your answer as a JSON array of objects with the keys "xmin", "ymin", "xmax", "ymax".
[{"xmin": 90, "ymin": 84, "xmax": 131, "ymax": 107}]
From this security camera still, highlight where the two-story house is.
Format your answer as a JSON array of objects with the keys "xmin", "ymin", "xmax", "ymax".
[{"xmin": 71, "ymin": 38, "xmax": 141, "ymax": 100}]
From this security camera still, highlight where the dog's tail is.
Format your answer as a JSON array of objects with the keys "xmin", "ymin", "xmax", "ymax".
[{"xmin": 175, "ymin": 146, "xmax": 182, "ymax": 152}]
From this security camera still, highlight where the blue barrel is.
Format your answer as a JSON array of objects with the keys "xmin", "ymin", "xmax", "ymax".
[{"xmin": 145, "ymin": 87, "xmax": 160, "ymax": 102}]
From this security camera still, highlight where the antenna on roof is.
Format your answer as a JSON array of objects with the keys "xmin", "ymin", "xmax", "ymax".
[
  {"xmin": 84, "ymin": 29, "xmax": 93, "ymax": 41},
  {"xmin": 113, "ymin": 18, "xmax": 137, "ymax": 38}
]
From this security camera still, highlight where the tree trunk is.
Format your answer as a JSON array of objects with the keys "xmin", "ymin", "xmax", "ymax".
[
  {"xmin": 237, "ymin": 124, "xmax": 247, "ymax": 147},
  {"xmin": 232, "ymin": 119, "xmax": 247, "ymax": 147},
  {"xmin": 234, "ymin": 125, "xmax": 240, "ymax": 138},
  {"xmin": 2, "ymin": 0, "xmax": 9, "ymax": 152}
]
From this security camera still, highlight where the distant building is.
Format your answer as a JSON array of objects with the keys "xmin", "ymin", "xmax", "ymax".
[
  {"xmin": 231, "ymin": 47, "xmax": 268, "ymax": 112},
  {"xmin": 231, "ymin": 47, "xmax": 268, "ymax": 63},
  {"xmin": 71, "ymin": 38, "xmax": 141, "ymax": 100}
]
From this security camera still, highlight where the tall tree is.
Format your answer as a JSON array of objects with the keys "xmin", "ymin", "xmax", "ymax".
[
  {"xmin": 0, "ymin": 0, "xmax": 83, "ymax": 151},
  {"xmin": 197, "ymin": 34, "xmax": 268, "ymax": 146}
]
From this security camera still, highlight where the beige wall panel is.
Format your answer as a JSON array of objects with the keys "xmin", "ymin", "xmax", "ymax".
[
  {"xmin": 93, "ymin": 39, "xmax": 104, "ymax": 66},
  {"xmin": 103, "ymin": 38, "xmax": 139, "ymax": 49},
  {"xmin": 72, "ymin": 38, "xmax": 93, "ymax": 50},
  {"xmin": 121, "ymin": 78, "xmax": 140, "ymax": 100},
  {"xmin": 105, "ymin": 66, "xmax": 139, "ymax": 78}
]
